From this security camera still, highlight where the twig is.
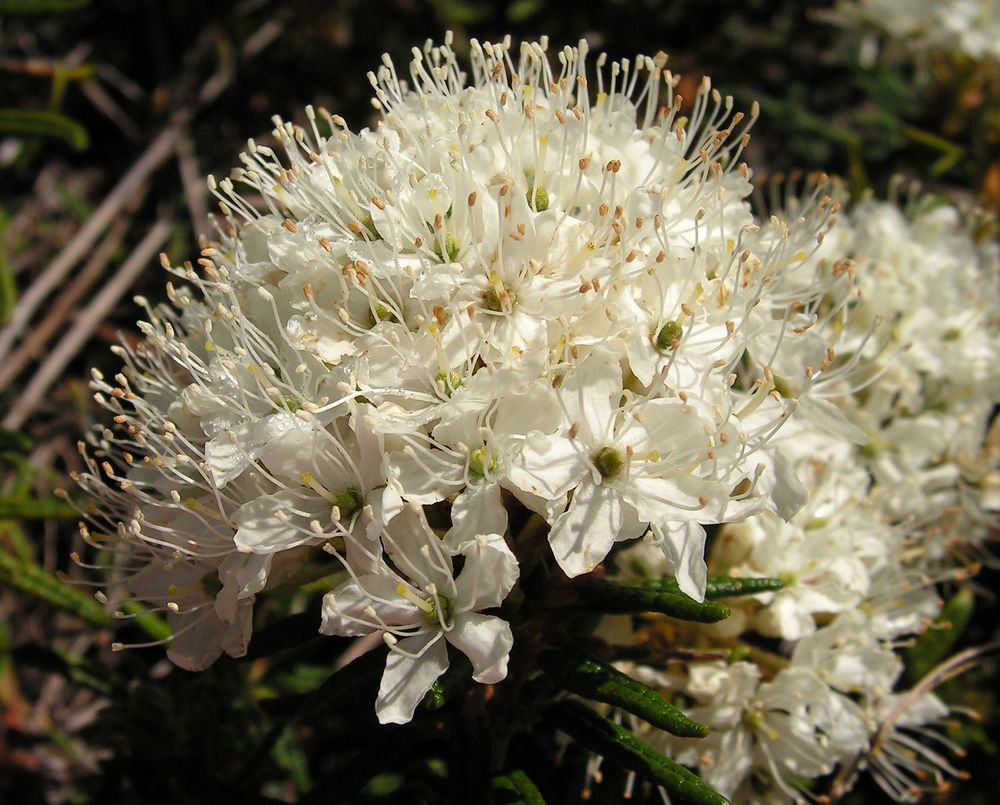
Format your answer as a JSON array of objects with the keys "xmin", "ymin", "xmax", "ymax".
[
  {"xmin": 334, "ymin": 632, "xmax": 384, "ymax": 671},
  {"xmin": 0, "ymin": 211, "xmax": 135, "ymax": 390},
  {"xmin": 0, "ymin": 126, "xmax": 180, "ymax": 370},
  {"xmin": 3, "ymin": 218, "xmax": 172, "ymax": 430},
  {"xmin": 79, "ymin": 78, "xmax": 142, "ymax": 142},
  {"xmin": 0, "ymin": 8, "xmax": 285, "ymax": 371},
  {"xmin": 176, "ymin": 130, "xmax": 210, "ymax": 243},
  {"xmin": 827, "ymin": 640, "xmax": 1000, "ymax": 802}
]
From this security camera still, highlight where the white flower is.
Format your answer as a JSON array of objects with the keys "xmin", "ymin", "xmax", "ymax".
[
  {"xmin": 661, "ymin": 661, "xmax": 867, "ymax": 799},
  {"xmin": 78, "ymin": 34, "xmax": 835, "ymax": 660},
  {"xmin": 834, "ymin": 0, "xmax": 1000, "ymax": 61},
  {"xmin": 320, "ymin": 505, "xmax": 519, "ymax": 724}
]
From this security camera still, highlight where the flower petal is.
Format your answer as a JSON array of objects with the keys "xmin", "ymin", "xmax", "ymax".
[
  {"xmin": 444, "ymin": 480, "xmax": 508, "ymax": 550},
  {"xmin": 649, "ymin": 520, "xmax": 708, "ymax": 601},
  {"xmin": 447, "ymin": 612, "xmax": 513, "ymax": 684},
  {"xmin": 232, "ymin": 490, "xmax": 327, "ymax": 554},
  {"xmin": 320, "ymin": 575, "xmax": 422, "ymax": 637},
  {"xmin": 382, "ymin": 504, "xmax": 454, "ymax": 590},
  {"xmin": 376, "ymin": 632, "xmax": 449, "ymax": 724},
  {"xmin": 560, "ymin": 350, "xmax": 621, "ymax": 445},
  {"xmin": 454, "ymin": 533, "xmax": 520, "ymax": 610},
  {"xmin": 548, "ymin": 480, "xmax": 621, "ymax": 577}
]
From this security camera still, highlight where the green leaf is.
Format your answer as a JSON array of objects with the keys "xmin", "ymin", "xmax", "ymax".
[
  {"xmin": 117, "ymin": 599, "xmax": 172, "ymax": 642},
  {"xmin": 506, "ymin": 0, "xmax": 542, "ymax": 22},
  {"xmin": 272, "ymin": 724, "xmax": 312, "ymax": 793},
  {"xmin": 574, "ymin": 581, "xmax": 731, "ymax": 623},
  {"xmin": 492, "ymin": 768, "xmax": 546, "ymax": 804},
  {"xmin": 12, "ymin": 644, "xmax": 117, "ymax": 695},
  {"xmin": 0, "ymin": 260, "xmax": 17, "ymax": 330},
  {"xmin": 640, "ymin": 575, "xmax": 786, "ymax": 600},
  {"xmin": 0, "ymin": 495, "xmax": 78, "ymax": 519},
  {"xmin": 293, "ymin": 646, "xmax": 387, "ymax": 722},
  {"xmin": 0, "ymin": 109, "xmax": 89, "ymax": 150},
  {"xmin": 546, "ymin": 700, "xmax": 730, "ymax": 805},
  {"xmin": 540, "ymin": 648, "xmax": 708, "ymax": 738},
  {"xmin": 239, "ymin": 610, "xmax": 325, "ymax": 661},
  {"xmin": 0, "ymin": 427, "xmax": 32, "ymax": 453},
  {"xmin": 0, "ymin": 0, "xmax": 89, "ymax": 11},
  {"xmin": 298, "ymin": 729, "xmax": 423, "ymax": 805},
  {"xmin": 906, "ymin": 587, "xmax": 975, "ymax": 685},
  {"xmin": 422, "ymin": 649, "xmax": 472, "ymax": 711},
  {"xmin": 0, "ymin": 549, "xmax": 113, "ymax": 628}
]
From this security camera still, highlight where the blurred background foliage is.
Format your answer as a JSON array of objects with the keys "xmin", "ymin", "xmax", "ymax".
[{"xmin": 1, "ymin": 0, "xmax": 998, "ymax": 802}]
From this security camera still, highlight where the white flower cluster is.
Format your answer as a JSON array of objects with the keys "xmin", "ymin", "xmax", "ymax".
[
  {"xmin": 75, "ymin": 33, "xmax": 999, "ymax": 799},
  {"xmin": 619, "ymin": 193, "xmax": 1000, "ymax": 801},
  {"xmin": 834, "ymin": 0, "xmax": 1000, "ymax": 62}
]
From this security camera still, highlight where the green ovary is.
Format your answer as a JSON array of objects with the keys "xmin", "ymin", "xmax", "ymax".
[
  {"xmin": 528, "ymin": 185, "xmax": 549, "ymax": 211},
  {"xmin": 332, "ymin": 487, "xmax": 364, "ymax": 519},
  {"xmin": 655, "ymin": 320, "xmax": 683, "ymax": 352},
  {"xmin": 592, "ymin": 446, "xmax": 625, "ymax": 480},
  {"xmin": 469, "ymin": 446, "xmax": 497, "ymax": 478}
]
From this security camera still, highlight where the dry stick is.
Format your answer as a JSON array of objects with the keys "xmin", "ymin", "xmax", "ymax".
[
  {"xmin": 3, "ymin": 218, "xmax": 172, "ymax": 430},
  {"xmin": 79, "ymin": 77, "xmax": 142, "ymax": 142},
  {"xmin": 0, "ymin": 214, "xmax": 135, "ymax": 390},
  {"xmin": 826, "ymin": 639, "xmax": 1000, "ymax": 802},
  {"xmin": 0, "ymin": 12, "xmax": 285, "ymax": 372},
  {"xmin": 334, "ymin": 631, "xmax": 384, "ymax": 671},
  {"xmin": 176, "ymin": 129, "xmax": 210, "ymax": 243},
  {"xmin": 0, "ymin": 126, "xmax": 181, "ymax": 370}
]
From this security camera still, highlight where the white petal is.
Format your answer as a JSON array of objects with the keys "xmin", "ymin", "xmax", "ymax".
[
  {"xmin": 385, "ymin": 446, "xmax": 462, "ymax": 503},
  {"xmin": 220, "ymin": 602, "xmax": 254, "ymax": 660},
  {"xmin": 166, "ymin": 607, "xmax": 227, "ymax": 671},
  {"xmin": 454, "ymin": 533, "xmax": 520, "ymax": 610},
  {"xmin": 797, "ymin": 395, "xmax": 868, "ymax": 444},
  {"xmin": 649, "ymin": 520, "xmax": 708, "ymax": 601},
  {"xmin": 376, "ymin": 632, "xmax": 449, "ymax": 724},
  {"xmin": 382, "ymin": 504, "xmax": 454, "ymax": 589},
  {"xmin": 508, "ymin": 433, "xmax": 586, "ymax": 501},
  {"xmin": 560, "ymin": 350, "xmax": 621, "ymax": 444},
  {"xmin": 216, "ymin": 552, "xmax": 272, "ymax": 621},
  {"xmin": 627, "ymin": 475, "xmax": 729, "ymax": 523},
  {"xmin": 320, "ymin": 575, "xmax": 422, "ymax": 637},
  {"xmin": 444, "ymin": 481, "xmax": 508, "ymax": 550},
  {"xmin": 205, "ymin": 424, "xmax": 255, "ymax": 488},
  {"xmin": 549, "ymin": 480, "xmax": 621, "ymax": 577},
  {"xmin": 447, "ymin": 613, "xmax": 513, "ymax": 684},
  {"xmin": 232, "ymin": 491, "xmax": 327, "ymax": 554},
  {"xmin": 754, "ymin": 447, "xmax": 808, "ymax": 521}
]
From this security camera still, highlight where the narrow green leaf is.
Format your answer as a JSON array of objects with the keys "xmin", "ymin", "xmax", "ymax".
[
  {"xmin": 0, "ymin": 495, "xmax": 78, "ymax": 520},
  {"xmin": 0, "ymin": 617, "xmax": 11, "ymax": 681},
  {"xmin": 294, "ymin": 646, "xmax": 387, "ymax": 722},
  {"xmin": 545, "ymin": 700, "xmax": 731, "ymax": 805},
  {"xmin": 0, "ymin": 267, "xmax": 13, "ymax": 325},
  {"xmin": 705, "ymin": 575, "xmax": 785, "ymax": 599},
  {"xmin": 0, "ymin": 427, "xmax": 32, "ymax": 453},
  {"xmin": 117, "ymin": 599, "xmax": 172, "ymax": 642},
  {"xmin": 506, "ymin": 0, "xmax": 542, "ymax": 22},
  {"xmin": 492, "ymin": 768, "xmax": 546, "ymax": 804},
  {"xmin": 239, "ymin": 610, "xmax": 324, "ymax": 661},
  {"xmin": 0, "ymin": 0, "xmax": 89, "ymax": 12},
  {"xmin": 574, "ymin": 581, "xmax": 731, "ymax": 623},
  {"xmin": 298, "ymin": 730, "xmax": 422, "ymax": 805},
  {"xmin": 12, "ymin": 644, "xmax": 117, "ymax": 695},
  {"xmin": 272, "ymin": 724, "xmax": 312, "ymax": 792},
  {"xmin": 640, "ymin": 575, "xmax": 786, "ymax": 600},
  {"xmin": 422, "ymin": 649, "xmax": 472, "ymax": 711},
  {"xmin": 0, "ymin": 109, "xmax": 89, "ymax": 150},
  {"xmin": 906, "ymin": 587, "xmax": 975, "ymax": 685},
  {"xmin": 0, "ymin": 549, "xmax": 113, "ymax": 628},
  {"xmin": 540, "ymin": 649, "xmax": 708, "ymax": 738}
]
